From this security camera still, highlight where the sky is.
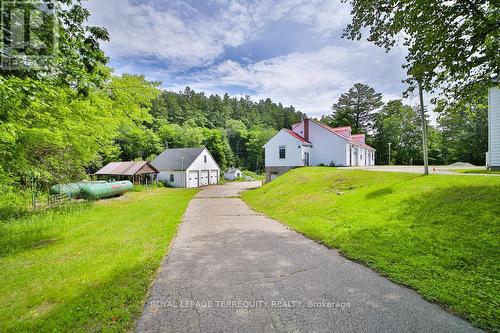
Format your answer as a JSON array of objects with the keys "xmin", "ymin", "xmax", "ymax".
[{"xmin": 85, "ymin": 0, "xmax": 417, "ymax": 118}]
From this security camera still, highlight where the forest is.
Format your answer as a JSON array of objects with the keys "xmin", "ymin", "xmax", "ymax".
[{"xmin": 0, "ymin": 0, "xmax": 492, "ymax": 219}]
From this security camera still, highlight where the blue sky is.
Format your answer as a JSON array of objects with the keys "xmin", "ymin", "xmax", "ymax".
[{"xmin": 86, "ymin": 0, "xmax": 413, "ymax": 118}]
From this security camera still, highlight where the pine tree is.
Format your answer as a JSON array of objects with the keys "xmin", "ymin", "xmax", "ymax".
[{"xmin": 328, "ymin": 83, "xmax": 383, "ymax": 133}]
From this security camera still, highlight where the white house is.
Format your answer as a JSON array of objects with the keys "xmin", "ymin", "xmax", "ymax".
[
  {"xmin": 263, "ymin": 118, "xmax": 375, "ymax": 181},
  {"xmin": 487, "ymin": 84, "xmax": 500, "ymax": 169},
  {"xmin": 224, "ymin": 167, "xmax": 243, "ymax": 180},
  {"xmin": 151, "ymin": 147, "xmax": 220, "ymax": 188}
]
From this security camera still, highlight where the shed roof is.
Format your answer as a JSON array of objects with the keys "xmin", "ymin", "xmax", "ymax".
[
  {"xmin": 151, "ymin": 147, "xmax": 206, "ymax": 171},
  {"xmin": 94, "ymin": 161, "xmax": 159, "ymax": 176},
  {"xmin": 225, "ymin": 167, "xmax": 242, "ymax": 174}
]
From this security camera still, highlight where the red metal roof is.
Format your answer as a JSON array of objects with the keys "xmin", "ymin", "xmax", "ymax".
[
  {"xmin": 284, "ymin": 129, "xmax": 311, "ymax": 144},
  {"xmin": 311, "ymin": 120, "xmax": 375, "ymax": 150}
]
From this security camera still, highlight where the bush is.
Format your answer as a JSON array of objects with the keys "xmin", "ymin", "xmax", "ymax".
[{"xmin": 0, "ymin": 189, "xmax": 30, "ymax": 221}]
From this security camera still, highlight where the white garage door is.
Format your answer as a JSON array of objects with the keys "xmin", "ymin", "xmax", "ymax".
[
  {"xmin": 188, "ymin": 171, "xmax": 199, "ymax": 188},
  {"xmin": 200, "ymin": 170, "xmax": 209, "ymax": 186},
  {"xmin": 209, "ymin": 170, "xmax": 218, "ymax": 184}
]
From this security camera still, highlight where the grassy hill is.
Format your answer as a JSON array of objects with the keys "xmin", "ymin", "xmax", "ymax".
[{"xmin": 242, "ymin": 167, "xmax": 500, "ymax": 330}]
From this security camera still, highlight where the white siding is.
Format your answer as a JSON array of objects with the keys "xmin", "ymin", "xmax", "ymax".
[
  {"xmin": 489, "ymin": 86, "xmax": 500, "ymax": 167},
  {"xmin": 264, "ymin": 130, "xmax": 306, "ymax": 167},
  {"xmin": 158, "ymin": 171, "xmax": 185, "ymax": 188},
  {"xmin": 306, "ymin": 121, "xmax": 348, "ymax": 166},
  {"xmin": 186, "ymin": 148, "xmax": 220, "ymax": 188}
]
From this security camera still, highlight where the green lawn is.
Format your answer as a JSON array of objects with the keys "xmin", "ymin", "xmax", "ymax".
[
  {"xmin": 0, "ymin": 188, "xmax": 197, "ymax": 332},
  {"xmin": 455, "ymin": 168, "xmax": 500, "ymax": 175},
  {"xmin": 242, "ymin": 167, "xmax": 500, "ymax": 330}
]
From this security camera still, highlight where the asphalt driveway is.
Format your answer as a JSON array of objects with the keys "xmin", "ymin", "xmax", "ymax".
[{"xmin": 136, "ymin": 182, "xmax": 478, "ymax": 333}]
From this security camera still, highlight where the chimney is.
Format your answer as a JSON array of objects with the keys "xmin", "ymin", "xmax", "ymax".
[{"xmin": 304, "ymin": 118, "xmax": 309, "ymax": 141}]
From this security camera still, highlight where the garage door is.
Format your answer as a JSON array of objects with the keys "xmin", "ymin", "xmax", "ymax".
[
  {"xmin": 188, "ymin": 171, "xmax": 199, "ymax": 188},
  {"xmin": 200, "ymin": 170, "xmax": 209, "ymax": 186},
  {"xmin": 209, "ymin": 170, "xmax": 218, "ymax": 184}
]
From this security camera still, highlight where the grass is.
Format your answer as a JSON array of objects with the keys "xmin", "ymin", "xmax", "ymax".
[
  {"xmin": 0, "ymin": 188, "xmax": 197, "ymax": 332},
  {"xmin": 454, "ymin": 168, "xmax": 500, "ymax": 175},
  {"xmin": 242, "ymin": 170, "xmax": 265, "ymax": 180},
  {"xmin": 242, "ymin": 167, "xmax": 500, "ymax": 330}
]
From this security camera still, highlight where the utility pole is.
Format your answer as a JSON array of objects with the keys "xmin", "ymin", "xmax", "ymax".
[
  {"xmin": 388, "ymin": 142, "xmax": 392, "ymax": 165},
  {"xmin": 181, "ymin": 157, "xmax": 185, "ymax": 187},
  {"xmin": 418, "ymin": 81, "xmax": 429, "ymax": 175}
]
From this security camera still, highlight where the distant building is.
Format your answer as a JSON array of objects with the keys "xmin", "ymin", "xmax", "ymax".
[
  {"xmin": 224, "ymin": 167, "xmax": 243, "ymax": 180},
  {"xmin": 487, "ymin": 84, "xmax": 500, "ymax": 169},
  {"xmin": 94, "ymin": 161, "xmax": 159, "ymax": 184},
  {"xmin": 263, "ymin": 118, "xmax": 375, "ymax": 181},
  {"xmin": 151, "ymin": 147, "xmax": 220, "ymax": 188}
]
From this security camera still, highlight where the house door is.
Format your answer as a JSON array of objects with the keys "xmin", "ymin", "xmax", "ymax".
[{"xmin": 304, "ymin": 152, "xmax": 310, "ymax": 166}]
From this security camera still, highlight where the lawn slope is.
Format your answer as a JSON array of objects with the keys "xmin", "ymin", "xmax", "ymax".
[
  {"xmin": 242, "ymin": 168, "xmax": 500, "ymax": 330},
  {"xmin": 0, "ymin": 188, "xmax": 197, "ymax": 332}
]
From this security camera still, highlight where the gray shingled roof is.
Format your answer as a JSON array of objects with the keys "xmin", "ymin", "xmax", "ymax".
[{"xmin": 151, "ymin": 147, "xmax": 205, "ymax": 171}]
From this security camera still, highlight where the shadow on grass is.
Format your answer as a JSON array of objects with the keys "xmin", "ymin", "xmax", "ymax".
[
  {"xmin": 4, "ymin": 260, "xmax": 158, "ymax": 332},
  {"xmin": 364, "ymin": 175, "xmax": 422, "ymax": 199},
  {"xmin": 365, "ymin": 186, "xmax": 394, "ymax": 199}
]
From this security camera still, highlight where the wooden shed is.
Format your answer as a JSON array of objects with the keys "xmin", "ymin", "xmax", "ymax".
[{"xmin": 94, "ymin": 161, "xmax": 159, "ymax": 184}]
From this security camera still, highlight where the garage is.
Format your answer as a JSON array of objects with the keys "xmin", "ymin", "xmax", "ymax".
[
  {"xmin": 209, "ymin": 170, "xmax": 218, "ymax": 184},
  {"xmin": 152, "ymin": 147, "xmax": 221, "ymax": 188},
  {"xmin": 188, "ymin": 171, "xmax": 199, "ymax": 188},
  {"xmin": 200, "ymin": 170, "xmax": 209, "ymax": 186}
]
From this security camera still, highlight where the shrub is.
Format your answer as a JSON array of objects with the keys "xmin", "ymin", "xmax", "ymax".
[{"xmin": 0, "ymin": 188, "xmax": 30, "ymax": 221}]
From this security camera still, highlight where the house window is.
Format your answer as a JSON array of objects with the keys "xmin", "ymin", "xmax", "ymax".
[
  {"xmin": 204, "ymin": 155, "xmax": 207, "ymax": 163},
  {"xmin": 170, "ymin": 174, "xmax": 174, "ymax": 182},
  {"xmin": 279, "ymin": 146, "xmax": 286, "ymax": 159}
]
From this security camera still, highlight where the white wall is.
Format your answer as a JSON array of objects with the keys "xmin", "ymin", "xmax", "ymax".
[
  {"xmin": 186, "ymin": 148, "xmax": 220, "ymax": 187},
  {"xmin": 157, "ymin": 148, "xmax": 220, "ymax": 188},
  {"xmin": 158, "ymin": 171, "xmax": 185, "ymax": 187},
  {"xmin": 488, "ymin": 86, "xmax": 500, "ymax": 167},
  {"xmin": 264, "ymin": 130, "xmax": 306, "ymax": 167},
  {"xmin": 306, "ymin": 121, "xmax": 348, "ymax": 166}
]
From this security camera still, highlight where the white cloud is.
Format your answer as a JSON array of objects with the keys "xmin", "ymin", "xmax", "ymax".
[
  {"xmin": 86, "ymin": 0, "xmax": 413, "ymax": 118},
  {"xmin": 86, "ymin": 0, "xmax": 352, "ymax": 69},
  {"xmin": 171, "ymin": 44, "xmax": 407, "ymax": 117}
]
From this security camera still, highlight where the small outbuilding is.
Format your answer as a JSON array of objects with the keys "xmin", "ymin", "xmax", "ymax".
[
  {"xmin": 94, "ymin": 161, "xmax": 159, "ymax": 184},
  {"xmin": 224, "ymin": 167, "xmax": 243, "ymax": 180},
  {"xmin": 151, "ymin": 147, "xmax": 220, "ymax": 188}
]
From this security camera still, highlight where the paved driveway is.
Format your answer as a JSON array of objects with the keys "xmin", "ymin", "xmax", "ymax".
[{"xmin": 136, "ymin": 182, "xmax": 478, "ymax": 333}]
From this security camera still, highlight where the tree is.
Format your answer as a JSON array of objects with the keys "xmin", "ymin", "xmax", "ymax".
[
  {"xmin": 327, "ymin": 83, "xmax": 383, "ymax": 133},
  {"xmin": 371, "ymin": 100, "xmax": 422, "ymax": 165},
  {"xmin": 0, "ymin": 76, "xmax": 119, "ymax": 186},
  {"xmin": 0, "ymin": 0, "xmax": 110, "ymax": 91},
  {"xmin": 435, "ymin": 97, "xmax": 488, "ymax": 165},
  {"xmin": 343, "ymin": 0, "xmax": 500, "ymax": 101},
  {"xmin": 109, "ymin": 74, "xmax": 162, "ymax": 161}
]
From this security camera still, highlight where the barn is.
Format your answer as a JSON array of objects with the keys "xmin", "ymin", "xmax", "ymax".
[{"xmin": 151, "ymin": 147, "xmax": 221, "ymax": 188}]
